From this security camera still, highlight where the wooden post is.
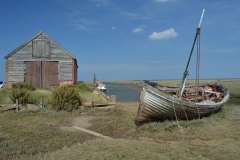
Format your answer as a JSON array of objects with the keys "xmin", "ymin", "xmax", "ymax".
[
  {"xmin": 91, "ymin": 98, "xmax": 94, "ymax": 108},
  {"xmin": 16, "ymin": 99, "xmax": 18, "ymax": 112},
  {"xmin": 40, "ymin": 98, "xmax": 43, "ymax": 108},
  {"xmin": 111, "ymin": 95, "xmax": 116, "ymax": 105}
]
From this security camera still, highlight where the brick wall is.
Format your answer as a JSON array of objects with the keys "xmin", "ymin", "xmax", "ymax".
[
  {"xmin": 5, "ymin": 59, "xmax": 10, "ymax": 88},
  {"xmin": 59, "ymin": 80, "xmax": 73, "ymax": 86}
]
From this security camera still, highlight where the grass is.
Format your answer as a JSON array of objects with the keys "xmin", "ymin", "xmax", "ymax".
[
  {"xmin": 0, "ymin": 102, "xmax": 237, "ymax": 159},
  {"xmin": 78, "ymin": 102, "xmax": 240, "ymax": 160},
  {"xmin": 0, "ymin": 107, "xmax": 95, "ymax": 159},
  {"xmin": 31, "ymin": 88, "xmax": 52, "ymax": 105},
  {"xmin": 79, "ymin": 91, "xmax": 104, "ymax": 103},
  {"xmin": 0, "ymin": 86, "xmax": 103, "ymax": 106},
  {"xmin": 0, "ymin": 82, "xmax": 240, "ymax": 159},
  {"xmin": 0, "ymin": 88, "xmax": 12, "ymax": 104}
]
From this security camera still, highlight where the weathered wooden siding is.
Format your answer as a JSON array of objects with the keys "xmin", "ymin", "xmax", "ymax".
[
  {"xmin": 8, "ymin": 60, "xmax": 25, "ymax": 81},
  {"xmin": 7, "ymin": 34, "xmax": 74, "ymax": 83}
]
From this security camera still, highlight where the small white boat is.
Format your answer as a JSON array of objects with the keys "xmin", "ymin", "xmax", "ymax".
[{"xmin": 97, "ymin": 83, "xmax": 108, "ymax": 93}]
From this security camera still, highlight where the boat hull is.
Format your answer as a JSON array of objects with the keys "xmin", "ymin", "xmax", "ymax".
[{"xmin": 135, "ymin": 81, "xmax": 230, "ymax": 126}]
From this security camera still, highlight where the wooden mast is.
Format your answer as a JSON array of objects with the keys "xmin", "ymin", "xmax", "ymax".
[{"xmin": 178, "ymin": 9, "xmax": 205, "ymax": 97}]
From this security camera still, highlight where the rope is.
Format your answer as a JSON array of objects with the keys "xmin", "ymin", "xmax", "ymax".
[
  {"xmin": 111, "ymin": 90, "xmax": 141, "ymax": 103},
  {"xmin": 113, "ymin": 91, "xmax": 140, "ymax": 96},
  {"xmin": 171, "ymin": 97, "xmax": 179, "ymax": 122},
  {"xmin": 195, "ymin": 29, "xmax": 201, "ymax": 118},
  {"xmin": 180, "ymin": 102, "xmax": 189, "ymax": 122},
  {"xmin": 171, "ymin": 97, "xmax": 185, "ymax": 141},
  {"xmin": 129, "ymin": 90, "xmax": 141, "ymax": 102}
]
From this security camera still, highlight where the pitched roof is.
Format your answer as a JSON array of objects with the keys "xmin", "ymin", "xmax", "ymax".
[{"xmin": 4, "ymin": 30, "xmax": 77, "ymax": 60}]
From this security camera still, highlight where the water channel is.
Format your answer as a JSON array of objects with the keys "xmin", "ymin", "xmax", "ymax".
[
  {"xmin": 106, "ymin": 84, "xmax": 141, "ymax": 102},
  {"xmin": 105, "ymin": 84, "xmax": 240, "ymax": 106}
]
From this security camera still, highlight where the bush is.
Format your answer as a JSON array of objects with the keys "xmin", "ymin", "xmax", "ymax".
[
  {"xmin": 11, "ymin": 88, "xmax": 34, "ymax": 104},
  {"xmin": 12, "ymin": 82, "xmax": 35, "ymax": 91},
  {"xmin": 50, "ymin": 86, "xmax": 82, "ymax": 111}
]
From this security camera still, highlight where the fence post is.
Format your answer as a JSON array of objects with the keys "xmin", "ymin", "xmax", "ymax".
[
  {"xmin": 16, "ymin": 99, "xmax": 18, "ymax": 112},
  {"xmin": 111, "ymin": 95, "xmax": 116, "ymax": 105},
  {"xmin": 91, "ymin": 98, "xmax": 94, "ymax": 108},
  {"xmin": 40, "ymin": 98, "xmax": 43, "ymax": 108}
]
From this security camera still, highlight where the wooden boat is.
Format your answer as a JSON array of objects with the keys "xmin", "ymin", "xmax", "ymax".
[
  {"xmin": 135, "ymin": 81, "xmax": 229, "ymax": 126},
  {"xmin": 135, "ymin": 9, "xmax": 230, "ymax": 126}
]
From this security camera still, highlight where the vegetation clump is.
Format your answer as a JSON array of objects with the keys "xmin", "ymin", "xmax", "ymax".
[
  {"xmin": 50, "ymin": 86, "xmax": 82, "ymax": 111},
  {"xmin": 10, "ymin": 82, "xmax": 35, "ymax": 104},
  {"xmin": 11, "ymin": 89, "xmax": 33, "ymax": 104},
  {"xmin": 73, "ymin": 82, "xmax": 93, "ymax": 92},
  {"xmin": 12, "ymin": 82, "xmax": 35, "ymax": 91}
]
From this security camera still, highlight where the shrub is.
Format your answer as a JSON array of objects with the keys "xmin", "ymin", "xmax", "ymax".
[
  {"xmin": 11, "ymin": 88, "xmax": 34, "ymax": 104},
  {"xmin": 12, "ymin": 82, "xmax": 35, "ymax": 91},
  {"xmin": 50, "ymin": 86, "xmax": 82, "ymax": 111}
]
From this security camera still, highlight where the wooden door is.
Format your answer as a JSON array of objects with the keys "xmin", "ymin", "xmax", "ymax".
[
  {"xmin": 25, "ymin": 62, "xmax": 41, "ymax": 87},
  {"xmin": 42, "ymin": 62, "xmax": 58, "ymax": 87},
  {"xmin": 25, "ymin": 61, "xmax": 58, "ymax": 87}
]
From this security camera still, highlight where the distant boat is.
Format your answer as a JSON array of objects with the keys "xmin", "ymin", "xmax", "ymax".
[
  {"xmin": 135, "ymin": 9, "xmax": 230, "ymax": 126},
  {"xmin": 96, "ymin": 81, "xmax": 108, "ymax": 93}
]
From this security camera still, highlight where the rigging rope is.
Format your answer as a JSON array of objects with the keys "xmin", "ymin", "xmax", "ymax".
[
  {"xmin": 195, "ymin": 28, "xmax": 201, "ymax": 118},
  {"xmin": 111, "ymin": 90, "xmax": 141, "ymax": 102}
]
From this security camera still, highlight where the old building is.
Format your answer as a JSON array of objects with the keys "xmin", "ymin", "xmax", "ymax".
[{"xmin": 4, "ymin": 30, "xmax": 78, "ymax": 88}]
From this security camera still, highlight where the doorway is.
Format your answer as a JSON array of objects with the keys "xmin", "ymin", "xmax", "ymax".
[{"xmin": 25, "ymin": 61, "xmax": 58, "ymax": 87}]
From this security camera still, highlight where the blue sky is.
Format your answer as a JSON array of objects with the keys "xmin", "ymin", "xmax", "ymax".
[{"xmin": 1, "ymin": 0, "xmax": 239, "ymax": 81}]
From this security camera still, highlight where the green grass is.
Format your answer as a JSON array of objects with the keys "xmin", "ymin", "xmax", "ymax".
[
  {"xmin": 79, "ymin": 91, "xmax": 104, "ymax": 103},
  {"xmin": 0, "ymin": 88, "xmax": 12, "ymax": 104},
  {"xmin": 30, "ymin": 89, "xmax": 52, "ymax": 105},
  {"xmin": 0, "ymin": 85, "xmax": 103, "ymax": 107},
  {"xmin": 0, "ymin": 107, "xmax": 95, "ymax": 159},
  {"xmin": 0, "ymin": 82, "xmax": 240, "ymax": 159},
  {"xmin": 0, "ymin": 101, "xmax": 240, "ymax": 159}
]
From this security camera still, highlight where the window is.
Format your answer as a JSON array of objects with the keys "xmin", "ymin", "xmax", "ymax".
[{"xmin": 32, "ymin": 40, "xmax": 50, "ymax": 58}]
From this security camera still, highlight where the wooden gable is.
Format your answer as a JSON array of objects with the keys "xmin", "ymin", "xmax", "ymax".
[{"xmin": 4, "ymin": 30, "xmax": 78, "ymax": 88}]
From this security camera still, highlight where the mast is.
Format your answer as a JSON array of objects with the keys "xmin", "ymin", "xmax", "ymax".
[{"xmin": 178, "ymin": 9, "xmax": 205, "ymax": 97}]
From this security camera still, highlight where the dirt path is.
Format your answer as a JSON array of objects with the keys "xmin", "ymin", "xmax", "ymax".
[
  {"xmin": 72, "ymin": 126, "xmax": 112, "ymax": 139},
  {"xmin": 61, "ymin": 115, "xmax": 112, "ymax": 139},
  {"xmin": 61, "ymin": 89, "xmax": 115, "ymax": 139}
]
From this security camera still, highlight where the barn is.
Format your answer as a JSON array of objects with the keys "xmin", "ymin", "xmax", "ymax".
[{"xmin": 4, "ymin": 30, "xmax": 78, "ymax": 88}]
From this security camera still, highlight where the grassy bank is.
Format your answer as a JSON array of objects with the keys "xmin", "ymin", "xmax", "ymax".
[
  {"xmin": 0, "ymin": 107, "xmax": 95, "ymax": 159},
  {"xmin": 0, "ymin": 82, "xmax": 240, "ymax": 159},
  {"xmin": 104, "ymin": 79, "xmax": 240, "ymax": 98},
  {"xmin": 0, "ymin": 102, "xmax": 239, "ymax": 159}
]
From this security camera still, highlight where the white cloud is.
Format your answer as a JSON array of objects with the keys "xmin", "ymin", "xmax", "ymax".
[
  {"xmin": 112, "ymin": 26, "xmax": 116, "ymax": 30},
  {"xmin": 149, "ymin": 28, "xmax": 177, "ymax": 40},
  {"xmin": 132, "ymin": 27, "xmax": 143, "ymax": 33},
  {"xmin": 132, "ymin": 25, "xmax": 147, "ymax": 33},
  {"xmin": 122, "ymin": 12, "xmax": 137, "ymax": 17}
]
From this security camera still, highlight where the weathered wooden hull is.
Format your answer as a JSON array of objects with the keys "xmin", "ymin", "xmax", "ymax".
[{"xmin": 135, "ymin": 81, "xmax": 230, "ymax": 126}]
